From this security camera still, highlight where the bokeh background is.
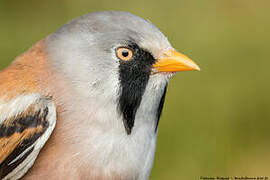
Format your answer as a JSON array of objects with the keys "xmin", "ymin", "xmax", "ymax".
[{"xmin": 1, "ymin": 0, "xmax": 270, "ymax": 179}]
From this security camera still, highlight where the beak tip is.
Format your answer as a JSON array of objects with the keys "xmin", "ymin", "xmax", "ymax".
[
  {"xmin": 194, "ymin": 66, "xmax": 201, "ymax": 71},
  {"xmin": 189, "ymin": 63, "xmax": 200, "ymax": 71}
]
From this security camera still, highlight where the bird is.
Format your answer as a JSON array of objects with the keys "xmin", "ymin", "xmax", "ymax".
[{"xmin": 0, "ymin": 11, "xmax": 200, "ymax": 180}]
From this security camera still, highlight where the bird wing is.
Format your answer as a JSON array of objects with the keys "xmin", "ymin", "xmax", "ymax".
[{"xmin": 0, "ymin": 94, "xmax": 56, "ymax": 180}]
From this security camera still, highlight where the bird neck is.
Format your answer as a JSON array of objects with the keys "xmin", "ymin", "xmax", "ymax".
[{"xmin": 38, "ymin": 60, "xmax": 168, "ymax": 179}]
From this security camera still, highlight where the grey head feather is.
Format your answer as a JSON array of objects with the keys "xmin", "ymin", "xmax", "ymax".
[
  {"xmin": 45, "ymin": 11, "xmax": 172, "ymax": 97},
  {"xmin": 47, "ymin": 11, "xmax": 172, "ymax": 59},
  {"xmin": 44, "ymin": 11, "xmax": 171, "ymax": 134}
]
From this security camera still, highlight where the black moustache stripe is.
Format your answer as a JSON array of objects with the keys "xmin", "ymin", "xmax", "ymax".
[
  {"xmin": 118, "ymin": 43, "xmax": 156, "ymax": 135},
  {"xmin": 155, "ymin": 84, "xmax": 167, "ymax": 132}
]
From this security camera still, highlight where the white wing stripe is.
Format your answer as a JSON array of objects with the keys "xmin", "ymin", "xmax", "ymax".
[{"xmin": 8, "ymin": 144, "xmax": 35, "ymax": 166}]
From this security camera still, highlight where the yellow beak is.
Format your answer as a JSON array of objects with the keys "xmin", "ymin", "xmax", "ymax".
[{"xmin": 153, "ymin": 50, "xmax": 200, "ymax": 72}]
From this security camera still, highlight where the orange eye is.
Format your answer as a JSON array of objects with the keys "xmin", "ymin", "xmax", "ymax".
[{"xmin": 116, "ymin": 47, "xmax": 133, "ymax": 61}]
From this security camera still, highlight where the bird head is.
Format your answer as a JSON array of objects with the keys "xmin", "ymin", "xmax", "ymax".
[{"xmin": 45, "ymin": 11, "xmax": 200, "ymax": 134}]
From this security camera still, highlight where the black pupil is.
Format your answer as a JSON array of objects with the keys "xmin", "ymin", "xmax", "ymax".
[{"xmin": 122, "ymin": 50, "xmax": 129, "ymax": 57}]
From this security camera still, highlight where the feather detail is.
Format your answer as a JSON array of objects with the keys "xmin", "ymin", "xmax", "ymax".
[{"xmin": 0, "ymin": 94, "xmax": 56, "ymax": 180}]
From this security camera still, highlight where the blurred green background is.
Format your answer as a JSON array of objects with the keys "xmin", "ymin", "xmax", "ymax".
[{"xmin": 1, "ymin": 0, "xmax": 270, "ymax": 179}]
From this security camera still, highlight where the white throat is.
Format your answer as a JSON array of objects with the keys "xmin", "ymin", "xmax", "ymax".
[{"xmin": 54, "ymin": 73, "xmax": 168, "ymax": 180}]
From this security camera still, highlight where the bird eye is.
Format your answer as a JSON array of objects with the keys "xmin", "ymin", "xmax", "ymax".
[{"xmin": 116, "ymin": 47, "xmax": 133, "ymax": 61}]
